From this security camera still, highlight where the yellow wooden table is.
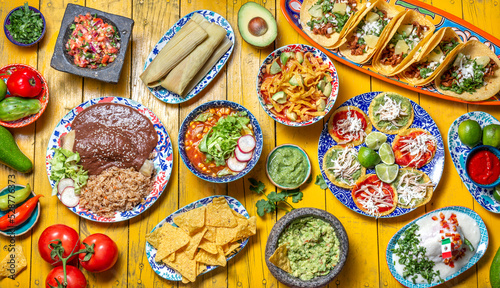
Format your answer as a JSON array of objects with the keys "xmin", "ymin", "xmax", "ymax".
[{"xmin": 1, "ymin": 0, "xmax": 499, "ymax": 287}]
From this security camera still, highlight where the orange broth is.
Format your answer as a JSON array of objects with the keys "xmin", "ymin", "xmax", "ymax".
[{"xmin": 184, "ymin": 107, "xmax": 252, "ymax": 176}]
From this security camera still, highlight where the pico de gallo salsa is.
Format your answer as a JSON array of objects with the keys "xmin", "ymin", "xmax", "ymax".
[{"xmin": 65, "ymin": 13, "xmax": 120, "ymax": 69}]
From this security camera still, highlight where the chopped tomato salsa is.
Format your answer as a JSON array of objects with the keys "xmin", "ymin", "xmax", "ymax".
[
  {"xmin": 66, "ymin": 13, "xmax": 120, "ymax": 69},
  {"xmin": 467, "ymin": 149, "xmax": 500, "ymax": 185}
]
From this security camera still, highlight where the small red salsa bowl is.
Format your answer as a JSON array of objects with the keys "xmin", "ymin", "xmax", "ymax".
[{"xmin": 465, "ymin": 145, "xmax": 500, "ymax": 188}]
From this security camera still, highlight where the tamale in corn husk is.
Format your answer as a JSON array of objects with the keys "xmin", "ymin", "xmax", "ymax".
[
  {"xmin": 160, "ymin": 15, "xmax": 227, "ymax": 96},
  {"xmin": 181, "ymin": 38, "xmax": 232, "ymax": 96},
  {"xmin": 140, "ymin": 20, "xmax": 208, "ymax": 87}
]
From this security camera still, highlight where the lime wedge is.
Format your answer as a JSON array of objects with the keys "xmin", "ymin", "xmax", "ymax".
[
  {"xmin": 379, "ymin": 142, "xmax": 395, "ymax": 165},
  {"xmin": 494, "ymin": 185, "xmax": 500, "ymax": 203},
  {"xmin": 375, "ymin": 163, "xmax": 399, "ymax": 183},
  {"xmin": 365, "ymin": 132, "xmax": 387, "ymax": 150},
  {"xmin": 358, "ymin": 147, "xmax": 381, "ymax": 168}
]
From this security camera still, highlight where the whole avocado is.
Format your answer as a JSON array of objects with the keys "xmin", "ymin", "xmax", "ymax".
[
  {"xmin": 492, "ymin": 246, "xmax": 500, "ymax": 288},
  {"xmin": 0, "ymin": 125, "xmax": 33, "ymax": 173}
]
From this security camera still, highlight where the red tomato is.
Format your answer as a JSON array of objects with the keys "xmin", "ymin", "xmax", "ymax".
[
  {"xmin": 46, "ymin": 265, "xmax": 87, "ymax": 288},
  {"xmin": 7, "ymin": 69, "xmax": 43, "ymax": 97},
  {"xmin": 78, "ymin": 233, "xmax": 118, "ymax": 273},
  {"xmin": 38, "ymin": 224, "xmax": 80, "ymax": 266}
]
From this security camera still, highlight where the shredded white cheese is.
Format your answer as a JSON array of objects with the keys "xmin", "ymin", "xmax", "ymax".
[
  {"xmin": 334, "ymin": 108, "xmax": 366, "ymax": 144},
  {"xmin": 399, "ymin": 132, "xmax": 436, "ymax": 167},
  {"xmin": 374, "ymin": 95, "xmax": 409, "ymax": 129},
  {"xmin": 354, "ymin": 181, "xmax": 394, "ymax": 217},
  {"xmin": 397, "ymin": 171, "xmax": 434, "ymax": 207},
  {"xmin": 326, "ymin": 148, "xmax": 361, "ymax": 185}
]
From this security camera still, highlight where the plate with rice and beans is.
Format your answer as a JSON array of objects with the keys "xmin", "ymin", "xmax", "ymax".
[{"xmin": 45, "ymin": 96, "xmax": 173, "ymax": 222}]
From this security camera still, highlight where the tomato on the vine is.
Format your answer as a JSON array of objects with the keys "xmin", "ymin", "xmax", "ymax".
[
  {"xmin": 79, "ymin": 233, "xmax": 118, "ymax": 273},
  {"xmin": 46, "ymin": 265, "xmax": 87, "ymax": 288},
  {"xmin": 7, "ymin": 69, "xmax": 43, "ymax": 97},
  {"xmin": 38, "ymin": 224, "xmax": 80, "ymax": 266}
]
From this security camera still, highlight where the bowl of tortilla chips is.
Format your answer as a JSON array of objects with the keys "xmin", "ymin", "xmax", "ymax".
[
  {"xmin": 145, "ymin": 195, "xmax": 256, "ymax": 283},
  {"xmin": 265, "ymin": 208, "xmax": 348, "ymax": 288}
]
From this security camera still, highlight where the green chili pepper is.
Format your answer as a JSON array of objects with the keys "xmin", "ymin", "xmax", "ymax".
[{"xmin": 0, "ymin": 183, "xmax": 31, "ymax": 211}]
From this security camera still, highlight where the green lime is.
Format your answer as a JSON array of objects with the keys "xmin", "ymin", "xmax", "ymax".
[
  {"xmin": 365, "ymin": 132, "xmax": 387, "ymax": 150},
  {"xmin": 483, "ymin": 124, "xmax": 500, "ymax": 148},
  {"xmin": 358, "ymin": 147, "xmax": 381, "ymax": 168},
  {"xmin": 379, "ymin": 142, "xmax": 395, "ymax": 165},
  {"xmin": 375, "ymin": 163, "xmax": 399, "ymax": 183},
  {"xmin": 494, "ymin": 186, "xmax": 500, "ymax": 203},
  {"xmin": 458, "ymin": 119, "xmax": 482, "ymax": 148},
  {"xmin": 0, "ymin": 80, "xmax": 6, "ymax": 102}
]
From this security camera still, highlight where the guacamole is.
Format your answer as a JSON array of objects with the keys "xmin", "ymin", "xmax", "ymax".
[
  {"xmin": 278, "ymin": 216, "xmax": 340, "ymax": 280},
  {"xmin": 268, "ymin": 146, "xmax": 309, "ymax": 187},
  {"xmin": 370, "ymin": 93, "xmax": 413, "ymax": 130}
]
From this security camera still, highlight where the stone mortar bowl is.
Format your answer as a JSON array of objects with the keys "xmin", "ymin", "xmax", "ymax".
[{"xmin": 265, "ymin": 208, "xmax": 349, "ymax": 288}]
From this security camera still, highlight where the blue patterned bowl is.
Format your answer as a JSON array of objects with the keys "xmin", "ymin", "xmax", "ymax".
[
  {"xmin": 386, "ymin": 206, "xmax": 489, "ymax": 288},
  {"xmin": 143, "ymin": 10, "xmax": 234, "ymax": 104},
  {"xmin": 4, "ymin": 5, "xmax": 46, "ymax": 47},
  {"xmin": 146, "ymin": 195, "xmax": 251, "ymax": 281},
  {"xmin": 256, "ymin": 44, "xmax": 339, "ymax": 127},
  {"xmin": 45, "ymin": 97, "xmax": 173, "ymax": 222},
  {"xmin": 465, "ymin": 145, "xmax": 500, "ymax": 189},
  {"xmin": 178, "ymin": 100, "xmax": 263, "ymax": 183},
  {"xmin": 0, "ymin": 185, "xmax": 41, "ymax": 237}
]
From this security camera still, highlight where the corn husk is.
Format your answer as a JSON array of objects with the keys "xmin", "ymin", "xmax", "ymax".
[
  {"xmin": 160, "ymin": 18, "xmax": 227, "ymax": 95},
  {"xmin": 181, "ymin": 38, "xmax": 232, "ymax": 97},
  {"xmin": 140, "ymin": 20, "xmax": 208, "ymax": 87}
]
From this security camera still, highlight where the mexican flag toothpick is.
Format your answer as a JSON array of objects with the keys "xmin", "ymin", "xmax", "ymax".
[{"xmin": 442, "ymin": 237, "xmax": 452, "ymax": 259}]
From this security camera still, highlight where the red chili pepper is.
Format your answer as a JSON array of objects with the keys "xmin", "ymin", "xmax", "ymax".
[
  {"xmin": 0, "ymin": 194, "xmax": 43, "ymax": 230},
  {"xmin": 6, "ymin": 69, "xmax": 43, "ymax": 97}
]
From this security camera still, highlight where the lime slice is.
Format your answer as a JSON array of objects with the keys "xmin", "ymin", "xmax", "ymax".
[
  {"xmin": 494, "ymin": 185, "xmax": 500, "ymax": 203},
  {"xmin": 375, "ymin": 163, "xmax": 399, "ymax": 183},
  {"xmin": 365, "ymin": 132, "xmax": 387, "ymax": 150},
  {"xmin": 358, "ymin": 147, "xmax": 381, "ymax": 168},
  {"xmin": 379, "ymin": 142, "xmax": 395, "ymax": 165}
]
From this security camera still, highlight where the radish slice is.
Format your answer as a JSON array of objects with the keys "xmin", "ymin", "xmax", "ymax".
[
  {"xmin": 235, "ymin": 147, "xmax": 253, "ymax": 162},
  {"xmin": 60, "ymin": 187, "xmax": 80, "ymax": 208},
  {"xmin": 227, "ymin": 156, "xmax": 247, "ymax": 172},
  {"xmin": 238, "ymin": 135, "xmax": 256, "ymax": 153},
  {"xmin": 58, "ymin": 178, "xmax": 75, "ymax": 195}
]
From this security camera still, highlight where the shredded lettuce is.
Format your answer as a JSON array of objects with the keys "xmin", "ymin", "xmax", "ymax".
[
  {"xmin": 49, "ymin": 148, "xmax": 88, "ymax": 196},
  {"xmin": 198, "ymin": 112, "xmax": 251, "ymax": 167}
]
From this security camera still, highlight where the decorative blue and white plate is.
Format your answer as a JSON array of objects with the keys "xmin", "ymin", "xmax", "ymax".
[
  {"xmin": 143, "ymin": 10, "xmax": 234, "ymax": 104},
  {"xmin": 45, "ymin": 97, "xmax": 173, "ymax": 222},
  {"xmin": 448, "ymin": 112, "xmax": 500, "ymax": 213},
  {"xmin": 318, "ymin": 92, "xmax": 445, "ymax": 218},
  {"xmin": 256, "ymin": 44, "xmax": 339, "ymax": 127},
  {"xmin": 146, "ymin": 195, "xmax": 250, "ymax": 281},
  {"xmin": 178, "ymin": 100, "xmax": 263, "ymax": 183},
  {"xmin": 386, "ymin": 206, "xmax": 488, "ymax": 287},
  {"xmin": 0, "ymin": 185, "xmax": 41, "ymax": 237}
]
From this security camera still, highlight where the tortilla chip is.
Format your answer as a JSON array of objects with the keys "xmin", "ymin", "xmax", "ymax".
[
  {"xmin": 197, "ymin": 263, "xmax": 207, "ymax": 275},
  {"xmin": 216, "ymin": 227, "xmax": 236, "ymax": 246},
  {"xmin": 203, "ymin": 226, "xmax": 216, "ymax": 242},
  {"xmin": 198, "ymin": 239, "xmax": 218, "ymax": 254},
  {"xmin": 174, "ymin": 206, "xmax": 206, "ymax": 235},
  {"xmin": 0, "ymin": 245, "xmax": 27, "ymax": 278},
  {"xmin": 231, "ymin": 209, "xmax": 247, "ymax": 219},
  {"xmin": 269, "ymin": 244, "xmax": 292, "ymax": 273},
  {"xmin": 195, "ymin": 246, "xmax": 226, "ymax": 267},
  {"xmin": 234, "ymin": 216, "xmax": 257, "ymax": 241},
  {"xmin": 162, "ymin": 248, "xmax": 197, "ymax": 283},
  {"xmin": 145, "ymin": 227, "xmax": 162, "ymax": 249},
  {"xmin": 185, "ymin": 228, "xmax": 207, "ymax": 259},
  {"xmin": 167, "ymin": 253, "xmax": 175, "ymax": 262},
  {"xmin": 206, "ymin": 197, "xmax": 237, "ymax": 228},
  {"xmin": 223, "ymin": 242, "xmax": 241, "ymax": 256},
  {"xmin": 182, "ymin": 277, "xmax": 190, "ymax": 284},
  {"xmin": 154, "ymin": 224, "xmax": 190, "ymax": 262}
]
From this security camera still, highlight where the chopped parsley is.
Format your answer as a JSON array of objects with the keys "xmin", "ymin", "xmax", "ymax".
[
  {"xmin": 5, "ymin": 2, "xmax": 44, "ymax": 44},
  {"xmin": 439, "ymin": 38, "xmax": 460, "ymax": 55},
  {"xmin": 419, "ymin": 67, "xmax": 434, "ymax": 79}
]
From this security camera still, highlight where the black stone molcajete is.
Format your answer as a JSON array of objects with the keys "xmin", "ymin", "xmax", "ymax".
[
  {"xmin": 50, "ymin": 4, "xmax": 133, "ymax": 84},
  {"xmin": 265, "ymin": 208, "xmax": 349, "ymax": 288}
]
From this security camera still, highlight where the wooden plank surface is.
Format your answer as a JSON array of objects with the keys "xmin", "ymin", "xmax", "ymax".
[{"xmin": 0, "ymin": 0, "xmax": 499, "ymax": 287}]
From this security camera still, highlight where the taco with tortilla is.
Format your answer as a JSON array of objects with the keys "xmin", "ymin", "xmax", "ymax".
[
  {"xmin": 373, "ymin": 10, "xmax": 435, "ymax": 76},
  {"xmin": 301, "ymin": 0, "xmax": 367, "ymax": 48},
  {"xmin": 435, "ymin": 40, "xmax": 500, "ymax": 101},
  {"xmin": 338, "ymin": 0, "xmax": 404, "ymax": 64},
  {"xmin": 400, "ymin": 27, "xmax": 463, "ymax": 86}
]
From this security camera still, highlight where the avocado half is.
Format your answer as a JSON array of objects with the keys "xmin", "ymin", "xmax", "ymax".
[{"xmin": 238, "ymin": 2, "xmax": 277, "ymax": 48}]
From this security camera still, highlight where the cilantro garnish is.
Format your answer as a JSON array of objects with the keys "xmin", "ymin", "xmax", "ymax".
[
  {"xmin": 250, "ymin": 180, "xmax": 304, "ymax": 216},
  {"xmin": 314, "ymin": 175, "xmax": 328, "ymax": 189},
  {"xmin": 5, "ymin": 2, "xmax": 43, "ymax": 44}
]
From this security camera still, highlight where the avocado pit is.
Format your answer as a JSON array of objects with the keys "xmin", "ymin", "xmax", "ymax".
[{"xmin": 248, "ymin": 17, "xmax": 268, "ymax": 37}]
